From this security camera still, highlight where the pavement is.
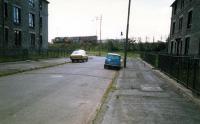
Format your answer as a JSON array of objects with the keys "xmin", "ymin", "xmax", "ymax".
[
  {"xmin": 0, "ymin": 58, "xmax": 70, "ymax": 77},
  {"xmin": 94, "ymin": 58, "xmax": 200, "ymax": 124},
  {"xmin": 0, "ymin": 56, "xmax": 116, "ymax": 124}
]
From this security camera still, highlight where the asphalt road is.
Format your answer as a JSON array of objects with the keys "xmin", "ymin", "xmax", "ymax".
[{"xmin": 0, "ymin": 56, "xmax": 116, "ymax": 124}]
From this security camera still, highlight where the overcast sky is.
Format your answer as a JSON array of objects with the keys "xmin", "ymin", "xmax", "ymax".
[{"xmin": 48, "ymin": 0, "xmax": 174, "ymax": 42}]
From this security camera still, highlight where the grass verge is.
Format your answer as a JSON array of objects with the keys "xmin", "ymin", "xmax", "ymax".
[
  {"xmin": 87, "ymin": 51, "xmax": 140, "ymax": 58},
  {"xmin": 0, "ymin": 61, "xmax": 70, "ymax": 77},
  {"xmin": 91, "ymin": 71, "xmax": 119, "ymax": 124}
]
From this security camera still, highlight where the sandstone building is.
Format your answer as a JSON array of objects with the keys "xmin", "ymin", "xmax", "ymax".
[
  {"xmin": 168, "ymin": 0, "xmax": 200, "ymax": 56},
  {"xmin": 0, "ymin": 0, "xmax": 49, "ymax": 49}
]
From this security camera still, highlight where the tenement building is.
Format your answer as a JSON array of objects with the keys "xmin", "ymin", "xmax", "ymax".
[
  {"xmin": 0, "ymin": 0, "xmax": 49, "ymax": 49},
  {"xmin": 168, "ymin": 0, "xmax": 200, "ymax": 56}
]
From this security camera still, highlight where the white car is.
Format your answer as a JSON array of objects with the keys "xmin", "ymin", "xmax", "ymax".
[{"xmin": 70, "ymin": 50, "xmax": 88, "ymax": 63}]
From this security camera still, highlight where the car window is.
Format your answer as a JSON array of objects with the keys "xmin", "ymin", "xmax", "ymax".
[
  {"xmin": 72, "ymin": 51, "xmax": 80, "ymax": 54},
  {"xmin": 107, "ymin": 55, "xmax": 120, "ymax": 59}
]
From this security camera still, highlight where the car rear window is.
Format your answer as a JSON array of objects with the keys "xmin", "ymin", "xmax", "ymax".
[
  {"xmin": 107, "ymin": 55, "xmax": 120, "ymax": 59},
  {"xmin": 72, "ymin": 51, "xmax": 80, "ymax": 54}
]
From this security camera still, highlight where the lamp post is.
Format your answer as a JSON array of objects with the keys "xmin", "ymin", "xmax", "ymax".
[{"xmin": 124, "ymin": 0, "xmax": 132, "ymax": 68}]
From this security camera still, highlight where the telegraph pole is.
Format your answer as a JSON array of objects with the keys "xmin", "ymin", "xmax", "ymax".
[
  {"xmin": 96, "ymin": 15, "xmax": 102, "ymax": 56},
  {"xmin": 100, "ymin": 15, "xmax": 102, "ymax": 44},
  {"xmin": 2, "ymin": 0, "xmax": 5, "ymax": 47},
  {"xmin": 124, "ymin": 0, "xmax": 132, "ymax": 68}
]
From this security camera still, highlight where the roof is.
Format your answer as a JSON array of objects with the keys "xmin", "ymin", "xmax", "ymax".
[
  {"xmin": 107, "ymin": 53, "xmax": 121, "ymax": 56},
  {"xmin": 42, "ymin": 0, "xmax": 50, "ymax": 4},
  {"xmin": 170, "ymin": 0, "xmax": 177, "ymax": 7}
]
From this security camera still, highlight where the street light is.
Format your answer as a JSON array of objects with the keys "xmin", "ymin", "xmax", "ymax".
[{"xmin": 124, "ymin": 0, "xmax": 132, "ymax": 68}]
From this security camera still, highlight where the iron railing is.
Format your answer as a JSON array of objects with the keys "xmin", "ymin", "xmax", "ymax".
[
  {"xmin": 0, "ymin": 48, "xmax": 72, "ymax": 62},
  {"xmin": 141, "ymin": 53, "xmax": 200, "ymax": 95}
]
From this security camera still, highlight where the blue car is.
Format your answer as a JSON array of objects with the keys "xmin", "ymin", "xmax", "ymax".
[{"xmin": 104, "ymin": 53, "xmax": 122, "ymax": 70}]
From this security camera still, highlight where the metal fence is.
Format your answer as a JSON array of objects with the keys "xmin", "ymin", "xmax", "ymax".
[
  {"xmin": 0, "ymin": 48, "xmax": 72, "ymax": 62},
  {"xmin": 141, "ymin": 53, "xmax": 200, "ymax": 95},
  {"xmin": 140, "ymin": 52, "xmax": 158, "ymax": 67}
]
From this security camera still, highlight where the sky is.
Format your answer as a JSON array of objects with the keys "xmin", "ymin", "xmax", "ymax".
[{"xmin": 48, "ymin": 0, "xmax": 175, "ymax": 42}]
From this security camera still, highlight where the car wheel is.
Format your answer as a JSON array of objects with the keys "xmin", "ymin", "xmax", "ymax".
[
  {"xmin": 104, "ymin": 65, "xmax": 107, "ymax": 69},
  {"xmin": 72, "ymin": 59, "xmax": 74, "ymax": 63}
]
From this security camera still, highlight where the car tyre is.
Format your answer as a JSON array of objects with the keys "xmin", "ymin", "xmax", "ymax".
[{"xmin": 104, "ymin": 65, "xmax": 107, "ymax": 69}]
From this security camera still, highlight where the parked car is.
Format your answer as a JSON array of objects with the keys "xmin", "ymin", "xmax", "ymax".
[
  {"xmin": 104, "ymin": 53, "xmax": 122, "ymax": 70},
  {"xmin": 70, "ymin": 50, "xmax": 88, "ymax": 63}
]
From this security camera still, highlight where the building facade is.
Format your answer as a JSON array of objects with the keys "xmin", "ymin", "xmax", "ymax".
[
  {"xmin": 168, "ymin": 0, "xmax": 200, "ymax": 56},
  {"xmin": 0, "ymin": 0, "xmax": 49, "ymax": 49}
]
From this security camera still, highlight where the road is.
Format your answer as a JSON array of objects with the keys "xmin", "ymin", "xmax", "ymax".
[{"xmin": 0, "ymin": 56, "xmax": 116, "ymax": 124}]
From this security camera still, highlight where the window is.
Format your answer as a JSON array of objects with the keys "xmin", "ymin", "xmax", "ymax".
[
  {"xmin": 185, "ymin": 37, "xmax": 190, "ymax": 55},
  {"xmin": 180, "ymin": 40, "xmax": 183, "ymax": 55},
  {"xmin": 28, "ymin": 0, "xmax": 35, "ymax": 7},
  {"xmin": 199, "ymin": 39, "xmax": 200, "ymax": 56},
  {"xmin": 4, "ymin": 2, "xmax": 8, "ymax": 18},
  {"xmin": 171, "ymin": 41, "xmax": 174, "ymax": 54},
  {"xmin": 30, "ymin": 33, "xmax": 36, "ymax": 48},
  {"xmin": 39, "ymin": 0, "xmax": 42, "ymax": 10},
  {"xmin": 13, "ymin": 6, "xmax": 21, "ymax": 24},
  {"xmin": 187, "ymin": 11, "xmax": 193, "ymax": 29},
  {"xmin": 173, "ymin": 2, "xmax": 177, "ymax": 15},
  {"xmin": 172, "ymin": 22, "xmax": 176, "ymax": 35},
  {"xmin": 29, "ymin": 13, "xmax": 35, "ymax": 28},
  {"xmin": 179, "ymin": 17, "xmax": 183, "ymax": 31},
  {"xmin": 39, "ymin": 35, "xmax": 43, "ymax": 48},
  {"xmin": 176, "ymin": 39, "xmax": 182, "ymax": 55},
  {"xmin": 181, "ymin": 0, "xmax": 185, "ymax": 9},
  {"xmin": 14, "ymin": 30, "xmax": 21, "ymax": 47},
  {"xmin": 4, "ymin": 28, "xmax": 9, "ymax": 47},
  {"xmin": 39, "ymin": 17, "xmax": 43, "ymax": 28}
]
